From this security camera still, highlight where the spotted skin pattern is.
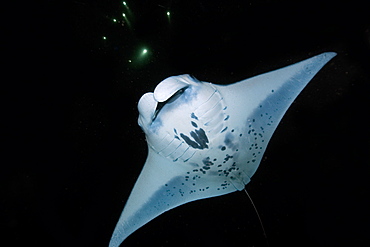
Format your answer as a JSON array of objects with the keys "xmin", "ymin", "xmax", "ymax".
[{"xmin": 109, "ymin": 52, "xmax": 336, "ymax": 247}]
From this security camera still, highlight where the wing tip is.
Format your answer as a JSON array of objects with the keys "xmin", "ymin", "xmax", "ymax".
[
  {"xmin": 318, "ymin": 51, "xmax": 337, "ymax": 62},
  {"xmin": 109, "ymin": 233, "xmax": 123, "ymax": 247}
]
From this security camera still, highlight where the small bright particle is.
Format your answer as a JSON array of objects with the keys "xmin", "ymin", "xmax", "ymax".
[
  {"xmin": 113, "ymin": 19, "xmax": 117, "ymax": 22},
  {"xmin": 102, "ymin": 36, "xmax": 107, "ymax": 40},
  {"xmin": 123, "ymin": 1, "xmax": 127, "ymax": 5},
  {"xmin": 122, "ymin": 13, "xmax": 126, "ymax": 17},
  {"xmin": 142, "ymin": 49, "xmax": 148, "ymax": 54},
  {"xmin": 167, "ymin": 11, "xmax": 170, "ymax": 16}
]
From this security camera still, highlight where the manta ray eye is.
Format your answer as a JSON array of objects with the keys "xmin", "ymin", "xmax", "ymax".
[{"xmin": 152, "ymin": 86, "xmax": 188, "ymax": 121}]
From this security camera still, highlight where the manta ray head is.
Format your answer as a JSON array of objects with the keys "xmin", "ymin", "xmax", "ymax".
[{"xmin": 137, "ymin": 74, "xmax": 229, "ymax": 163}]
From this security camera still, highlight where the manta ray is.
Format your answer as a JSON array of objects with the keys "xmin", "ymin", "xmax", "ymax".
[{"xmin": 109, "ymin": 52, "xmax": 336, "ymax": 247}]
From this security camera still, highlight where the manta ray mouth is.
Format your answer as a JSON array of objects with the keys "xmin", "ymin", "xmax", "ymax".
[{"xmin": 152, "ymin": 86, "xmax": 189, "ymax": 122}]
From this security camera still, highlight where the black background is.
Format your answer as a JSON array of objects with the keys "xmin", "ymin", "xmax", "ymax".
[{"xmin": 4, "ymin": 0, "xmax": 370, "ymax": 246}]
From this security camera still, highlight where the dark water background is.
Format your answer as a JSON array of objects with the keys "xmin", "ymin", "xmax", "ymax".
[{"xmin": 4, "ymin": 0, "xmax": 370, "ymax": 246}]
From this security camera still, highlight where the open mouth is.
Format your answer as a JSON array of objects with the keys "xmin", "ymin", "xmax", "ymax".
[{"xmin": 152, "ymin": 86, "xmax": 189, "ymax": 122}]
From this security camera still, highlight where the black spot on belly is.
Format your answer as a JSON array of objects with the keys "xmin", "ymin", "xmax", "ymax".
[
  {"xmin": 202, "ymin": 157, "xmax": 214, "ymax": 166},
  {"xmin": 180, "ymin": 128, "xmax": 209, "ymax": 149},
  {"xmin": 191, "ymin": 121, "xmax": 198, "ymax": 128},
  {"xmin": 224, "ymin": 133, "xmax": 238, "ymax": 151},
  {"xmin": 224, "ymin": 154, "xmax": 233, "ymax": 162}
]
